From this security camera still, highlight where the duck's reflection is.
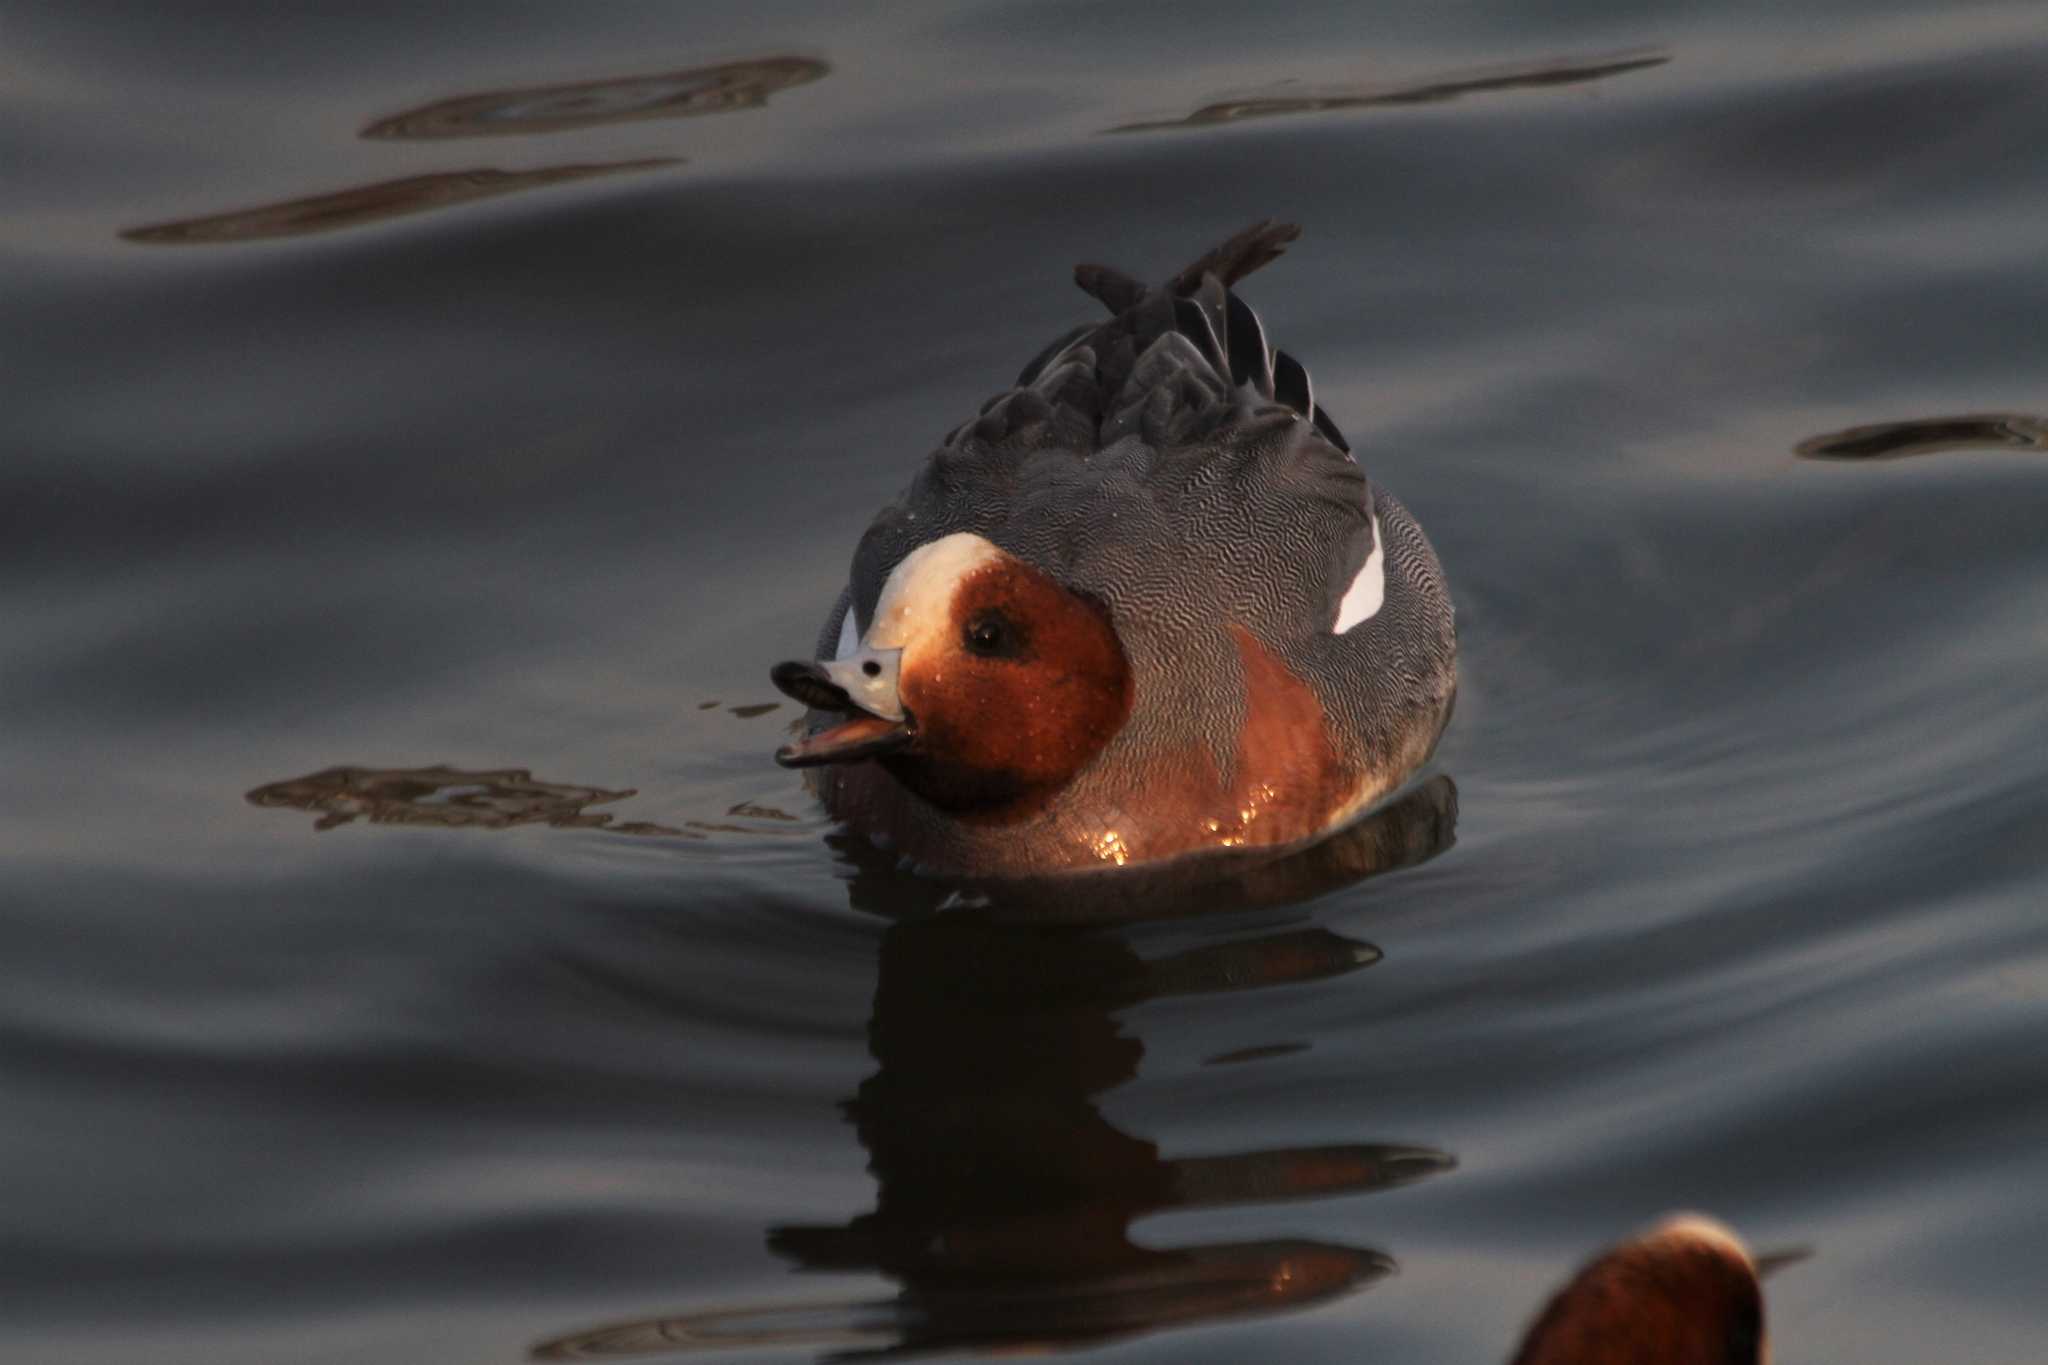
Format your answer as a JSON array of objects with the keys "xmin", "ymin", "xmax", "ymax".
[
  {"xmin": 532, "ymin": 778, "xmax": 1458, "ymax": 1359},
  {"xmin": 760, "ymin": 916, "xmax": 1445, "ymax": 1356}
]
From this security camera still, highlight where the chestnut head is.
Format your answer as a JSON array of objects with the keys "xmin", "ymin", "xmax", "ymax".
[
  {"xmin": 772, "ymin": 533, "xmax": 1132, "ymax": 815},
  {"xmin": 1511, "ymin": 1215, "xmax": 1769, "ymax": 1365}
]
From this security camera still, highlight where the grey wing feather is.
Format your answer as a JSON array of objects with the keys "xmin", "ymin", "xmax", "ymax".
[{"xmin": 846, "ymin": 221, "xmax": 1375, "ymax": 635}]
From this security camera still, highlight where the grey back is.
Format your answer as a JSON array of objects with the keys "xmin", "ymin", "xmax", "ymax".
[{"xmin": 831, "ymin": 222, "xmax": 1455, "ymax": 785}]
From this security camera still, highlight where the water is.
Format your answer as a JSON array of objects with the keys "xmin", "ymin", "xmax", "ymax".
[{"xmin": 5, "ymin": 3, "xmax": 2046, "ymax": 1361}]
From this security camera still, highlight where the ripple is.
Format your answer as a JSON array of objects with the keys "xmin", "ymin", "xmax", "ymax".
[
  {"xmin": 532, "ymin": 1243, "xmax": 1391, "ymax": 1358},
  {"xmin": 1106, "ymin": 49, "xmax": 1669, "ymax": 134},
  {"xmin": 532, "ymin": 907, "xmax": 1442, "ymax": 1359},
  {"xmin": 362, "ymin": 57, "xmax": 829, "ymax": 140},
  {"xmin": 1796, "ymin": 413, "xmax": 2048, "ymax": 460},
  {"xmin": 120, "ymin": 160, "xmax": 676, "ymax": 245},
  {"xmin": 832, "ymin": 773, "xmax": 1458, "ymax": 924},
  {"xmin": 247, "ymin": 764, "xmax": 686, "ymax": 836}
]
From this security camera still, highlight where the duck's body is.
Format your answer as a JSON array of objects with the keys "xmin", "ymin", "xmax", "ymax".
[{"xmin": 773, "ymin": 222, "xmax": 1455, "ymax": 876}]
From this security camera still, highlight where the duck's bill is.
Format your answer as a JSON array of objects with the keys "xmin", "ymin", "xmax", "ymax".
[
  {"xmin": 1753, "ymin": 1245, "xmax": 1813, "ymax": 1279},
  {"xmin": 769, "ymin": 658, "xmax": 917, "ymax": 767},
  {"xmin": 770, "ymin": 659, "xmax": 854, "ymax": 712},
  {"xmin": 775, "ymin": 713, "xmax": 915, "ymax": 767}
]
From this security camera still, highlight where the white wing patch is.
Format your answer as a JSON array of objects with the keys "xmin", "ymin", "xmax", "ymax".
[
  {"xmin": 1333, "ymin": 515, "xmax": 1384, "ymax": 633},
  {"xmin": 834, "ymin": 597, "xmax": 859, "ymax": 659}
]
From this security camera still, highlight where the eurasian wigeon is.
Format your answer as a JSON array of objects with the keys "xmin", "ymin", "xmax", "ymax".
[{"xmin": 772, "ymin": 221, "xmax": 1456, "ymax": 875}]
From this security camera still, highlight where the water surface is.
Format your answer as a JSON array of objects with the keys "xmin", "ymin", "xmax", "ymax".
[{"xmin": 5, "ymin": 3, "xmax": 2047, "ymax": 1362}]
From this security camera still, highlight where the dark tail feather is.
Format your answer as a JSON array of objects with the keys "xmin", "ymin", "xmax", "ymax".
[
  {"xmin": 1169, "ymin": 219, "xmax": 1302, "ymax": 293},
  {"xmin": 1074, "ymin": 263, "xmax": 1147, "ymax": 314},
  {"xmin": 1074, "ymin": 219, "xmax": 1302, "ymax": 316},
  {"xmin": 1062, "ymin": 219, "xmax": 1348, "ymax": 454}
]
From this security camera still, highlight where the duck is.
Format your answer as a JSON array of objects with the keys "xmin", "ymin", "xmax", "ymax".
[
  {"xmin": 770, "ymin": 221, "xmax": 1456, "ymax": 876},
  {"xmin": 1510, "ymin": 1215, "xmax": 1772, "ymax": 1365}
]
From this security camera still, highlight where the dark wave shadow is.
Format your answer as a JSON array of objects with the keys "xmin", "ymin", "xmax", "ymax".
[
  {"xmin": 121, "ymin": 160, "xmax": 677, "ymax": 245},
  {"xmin": 1796, "ymin": 413, "xmax": 2048, "ymax": 460},
  {"xmin": 123, "ymin": 55, "xmax": 826, "ymax": 244},
  {"xmin": 532, "ymin": 784, "xmax": 1458, "ymax": 1360},
  {"xmin": 1106, "ymin": 50, "xmax": 1668, "ymax": 134},
  {"xmin": 246, "ymin": 764, "xmax": 692, "ymax": 836},
  {"xmin": 362, "ymin": 57, "xmax": 829, "ymax": 140}
]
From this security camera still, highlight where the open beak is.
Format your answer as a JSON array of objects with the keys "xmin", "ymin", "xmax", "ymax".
[{"xmin": 769, "ymin": 659, "xmax": 916, "ymax": 767}]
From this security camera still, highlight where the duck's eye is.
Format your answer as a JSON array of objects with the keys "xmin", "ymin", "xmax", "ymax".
[{"xmin": 963, "ymin": 610, "xmax": 1021, "ymax": 659}]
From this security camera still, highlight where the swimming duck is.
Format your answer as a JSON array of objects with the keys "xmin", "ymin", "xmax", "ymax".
[
  {"xmin": 1510, "ymin": 1215, "xmax": 1770, "ymax": 1365},
  {"xmin": 771, "ymin": 221, "xmax": 1456, "ymax": 876}
]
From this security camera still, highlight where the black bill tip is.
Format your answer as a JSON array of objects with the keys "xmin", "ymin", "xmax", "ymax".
[{"xmin": 770, "ymin": 659, "xmax": 852, "ymax": 712}]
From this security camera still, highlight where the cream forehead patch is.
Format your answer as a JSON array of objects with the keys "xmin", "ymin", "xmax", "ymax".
[
  {"xmin": 866, "ymin": 532, "xmax": 1007, "ymax": 650},
  {"xmin": 1650, "ymin": 1213, "xmax": 1756, "ymax": 1267}
]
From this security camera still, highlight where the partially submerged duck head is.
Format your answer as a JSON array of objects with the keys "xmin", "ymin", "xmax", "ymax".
[{"xmin": 1510, "ymin": 1214, "xmax": 1768, "ymax": 1365}]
